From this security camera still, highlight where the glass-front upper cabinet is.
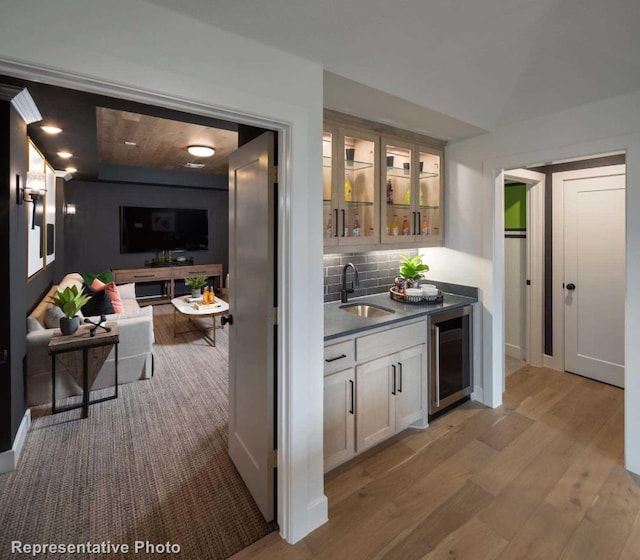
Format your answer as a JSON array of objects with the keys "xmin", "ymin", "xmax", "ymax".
[
  {"xmin": 324, "ymin": 125, "xmax": 379, "ymax": 246},
  {"xmin": 381, "ymin": 136, "xmax": 443, "ymax": 244}
]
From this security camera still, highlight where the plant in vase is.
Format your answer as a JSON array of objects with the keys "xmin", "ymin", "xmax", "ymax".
[
  {"xmin": 184, "ymin": 276, "xmax": 208, "ymax": 298},
  {"xmin": 398, "ymin": 254, "xmax": 430, "ymax": 290},
  {"xmin": 49, "ymin": 285, "xmax": 91, "ymax": 335}
]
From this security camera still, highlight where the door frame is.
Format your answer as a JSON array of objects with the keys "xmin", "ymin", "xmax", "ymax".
[
  {"xmin": 503, "ymin": 169, "xmax": 545, "ymax": 371},
  {"xmin": 550, "ymin": 164, "xmax": 627, "ymax": 372},
  {"xmin": 0, "ymin": 59, "xmax": 298, "ymax": 538}
]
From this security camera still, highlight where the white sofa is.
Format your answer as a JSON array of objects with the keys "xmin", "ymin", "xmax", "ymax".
[{"xmin": 26, "ymin": 273, "xmax": 154, "ymax": 406}]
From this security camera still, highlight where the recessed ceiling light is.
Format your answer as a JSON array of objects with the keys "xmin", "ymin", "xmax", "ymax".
[
  {"xmin": 187, "ymin": 145, "xmax": 215, "ymax": 158},
  {"xmin": 41, "ymin": 125, "xmax": 63, "ymax": 135},
  {"xmin": 184, "ymin": 162, "xmax": 205, "ymax": 169},
  {"xmin": 124, "ymin": 141, "xmax": 137, "ymax": 146},
  {"xmin": 57, "ymin": 151, "xmax": 73, "ymax": 159},
  {"xmin": 65, "ymin": 166, "xmax": 77, "ymax": 173}
]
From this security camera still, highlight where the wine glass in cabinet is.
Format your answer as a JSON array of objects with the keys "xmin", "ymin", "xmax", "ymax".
[{"xmin": 418, "ymin": 147, "xmax": 443, "ymax": 243}]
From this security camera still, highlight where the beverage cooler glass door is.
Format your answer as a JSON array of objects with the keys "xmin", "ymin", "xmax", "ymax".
[{"xmin": 429, "ymin": 305, "xmax": 473, "ymax": 415}]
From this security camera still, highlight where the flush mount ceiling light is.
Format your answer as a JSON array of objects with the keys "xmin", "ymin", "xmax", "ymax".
[
  {"xmin": 184, "ymin": 162, "xmax": 205, "ymax": 169},
  {"xmin": 124, "ymin": 141, "xmax": 137, "ymax": 146},
  {"xmin": 41, "ymin": 125, "xmax": 63, "ymax": 135},
  {"xmin": 57, "ymin": 151, "xmax": 73, "ymax": 159},
  {"xmin": 65, "ymin": 166, "xmax": 77, "ymax": 173},
  {"xmin": 187, "ymin": 145, "xmax": 215, "ymax": 158}
]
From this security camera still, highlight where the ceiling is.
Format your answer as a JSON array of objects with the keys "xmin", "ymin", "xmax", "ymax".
[
  {"xmin": 0, "ymin": 75, "xmax": 238, "ymax": 184},
  {"xmin": 147, "ymin": 0, "xmax": 640, "ymax": 136}
]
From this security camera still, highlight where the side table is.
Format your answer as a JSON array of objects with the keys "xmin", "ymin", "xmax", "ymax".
[{"xmin": 48, "ymin": 323, "xmax": 119, "ymax": 419}]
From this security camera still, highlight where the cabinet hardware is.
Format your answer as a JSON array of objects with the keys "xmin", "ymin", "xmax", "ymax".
[
  {"xmin": 434, "ymin": 326, "xmax": 440, "ymax": 407},
  {"xmin": 341, "ymin": 209, "xmax": 346, "ymax": 237},
  {"xmin": 418, "ymin": 212, "xmax": 421, "ymax": 235},
  {"xmin": 325, "ymin": 353, "xmax": 347, "ymax": 363},
  {"xmin": 221, "ymin": 315, "xmax": 234, "ymax": 327},
  {"xmin": 391, "ymin": 364, "xmax": 397, "ymax": 395},
  {"xmin": 398, "ymin": 362, "xmax": 403, "ymax": 392},
  {"xmin": 566, "ymin": 283, "xmax": 576, "ymax": 291},
  {"xmin": 349, "ymin": 379, "xmax": 354, "ymax": 414},
  {"xmin": 334, "ymin": 209, "xmax": 339, "ymax": 237}
]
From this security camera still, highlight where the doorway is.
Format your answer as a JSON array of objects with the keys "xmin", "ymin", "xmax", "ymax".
[{"xmin": 0, "ymin": 71, "xmax": 284, "ymax": 554}]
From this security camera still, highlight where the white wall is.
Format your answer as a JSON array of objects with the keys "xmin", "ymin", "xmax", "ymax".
[
  {"xmin": 0, "ymin": 0, "xmax": 326, "ymax": 543},
  {"xmin": 505, "ymin": 237, "xmax": 526, "ymax": 359},
  {"xmin": 439, "ymin": 88, "xmax": 640, "ymax": 474}
]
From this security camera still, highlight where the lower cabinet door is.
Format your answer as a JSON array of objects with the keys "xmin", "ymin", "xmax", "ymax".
[
  {"xmin": 395, "ymin": 344, "xmax": 425, "ymax": 431},
  {"xmin": 324, "ymin": 368, "xmax": 356, "ymax": 471},
  {"xmin": 356, "ymin": 355, "xmax": 395, "ymax": 452}
]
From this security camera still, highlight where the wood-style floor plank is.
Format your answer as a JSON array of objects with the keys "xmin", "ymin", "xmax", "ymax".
[{"xmin": 230, "ymin": 367, "xmax": 639, "ymax": 560}]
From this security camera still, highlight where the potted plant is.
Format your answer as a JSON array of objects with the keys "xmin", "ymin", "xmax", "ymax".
[
  {"xmin": 49, "ymin": 285, "xmax": 91, "ymax": 335},
  {"xmin": 398, "ymin": 254, "xmax": 430, "ymax": 289},
  {"xmin": 184, "ymin": 276, "xmax": 208, "ymax": 298}
]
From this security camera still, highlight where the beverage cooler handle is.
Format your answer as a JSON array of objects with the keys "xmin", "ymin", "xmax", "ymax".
[{"xmin": 434, "ymin": 325, "xmax": 440, "ymax": 407}]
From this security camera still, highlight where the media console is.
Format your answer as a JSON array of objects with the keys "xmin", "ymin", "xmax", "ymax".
[{"xmin": 113, "ymin": 263, "xmax": 223, "ymax": 306}]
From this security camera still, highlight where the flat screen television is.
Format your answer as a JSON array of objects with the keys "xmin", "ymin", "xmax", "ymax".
[{"xmin": 120, "ymin": 206, "xmax": 209, "ymax": 253}]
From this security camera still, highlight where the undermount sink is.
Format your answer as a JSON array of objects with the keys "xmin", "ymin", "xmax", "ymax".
[{"xmin": 340, "ymin": 303, "xmax": 395, "ymax": 318}]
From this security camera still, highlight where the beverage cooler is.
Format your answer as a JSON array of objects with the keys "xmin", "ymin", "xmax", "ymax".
[{"xmin": 428, "ymin": 305, "xmax": 473, "ymax": 417}]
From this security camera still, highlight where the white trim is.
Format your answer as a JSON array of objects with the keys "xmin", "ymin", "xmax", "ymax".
[
  {"xmin": 0, "ymin": 409, "xmax": 31, "ymax": 474},
  {"xmin": 0, "ymin": 57, "xmax": 305, "ymax": 542},
  {"xmin": 551, "ymin": 164, "xmax": 627, "ymax": 374},
  {"xmin": 503, "ymin": 169, "xmax": 545, "ymax": 368},
  {"xmin": 505, "ymin": 343, "xmax": 524, "ymax": 360}
]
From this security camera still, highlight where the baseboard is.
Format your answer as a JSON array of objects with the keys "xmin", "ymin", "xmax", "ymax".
[
  {"xmin": 285, "ymin": 495, "xmax": 328, "ymax": 544},
  {"xmin": 505, "ymin": 343, "xmax": 524, "ymax": 360},
  {"xmin": 0, "ymin": 409, "xmax": 31, "ymax": 475},
  {"xmin": 543, "ymin": 354, "xmax": 561, "ymax": 371},
  {"xmin": 472, "ymin": 385, "xmax": 484, "ymax": 405}
]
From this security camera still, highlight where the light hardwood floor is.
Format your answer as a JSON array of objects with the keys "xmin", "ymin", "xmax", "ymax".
[{"xmin": 231, "ymin": 365, "xmax": 640, "ymax": 560}]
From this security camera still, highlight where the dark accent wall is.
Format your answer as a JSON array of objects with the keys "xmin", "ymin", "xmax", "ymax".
[
  {"xmin": 1, "ymin": 103, "xmax": 27, "ymax": 452},
  {"xmin": 63, "ymin": 180, "xmax": 229, "ymax": 277},
  {"xmin": 530, "ymin": 153, "xmax": 626, "ymax": 356}
]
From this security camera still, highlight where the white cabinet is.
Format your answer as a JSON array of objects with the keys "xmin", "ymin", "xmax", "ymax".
[
  {"xmin": 356, "ymin": 343, "xmax": 425, "ymax": 452},
  {"xmin": 323, "ymin": 368, "xmax": 356, "ymax": 471},
  {"xmin": 323, "ymin": 318, "xmax": 428, "ymax": 471}
]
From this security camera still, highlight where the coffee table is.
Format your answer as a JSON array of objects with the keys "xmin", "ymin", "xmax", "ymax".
[{"xmin": 171, "ymin": 296, "xmax": 229, "ymax": 347}]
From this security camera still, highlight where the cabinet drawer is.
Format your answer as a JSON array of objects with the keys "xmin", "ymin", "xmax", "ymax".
[
  {"xmin": 113, "ymin": 268, "xmax": 172, "ymax": 283},
  {"xmin": 324, "ymin": 339, "xmax": 355, "ymax": 374},
  {"xmin": 356, "ymin": 320, "xmax": 427, "ymax": 362},
  {"xmin": 173, "ymin": 264, "xmax": 222, "ymax": 279}
]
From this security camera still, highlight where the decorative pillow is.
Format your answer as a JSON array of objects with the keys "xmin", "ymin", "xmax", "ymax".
[
  {"xmin": 81, "ymin": 288, "xmax": 115, "ymax": 317},
  {"xmin": 80, "ymin": 268, "xmax": 114, "ymax": 286},
  {"xmin": 116, "ymin": 282, "xmax": 136, "ymax": 301},
  {"xmin": 91, "ymin": 278, "xmax": 124, "ymax": 313},
  {"xmin": 27, "ymin": 316, "xmax": 45, "ymax": 332},
  {"xmin": 44, "ymin": 306, "xmax": 65, "ymax": 329}
]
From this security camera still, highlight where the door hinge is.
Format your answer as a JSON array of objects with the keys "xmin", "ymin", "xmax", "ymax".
[
  {"xmin": 526, "ymin": 279, "xmax": 531, "ymax": 285},
  {"xmin": 269, "ymin": 449, "xmax": 278, "ymax": 469},
  {"xmin": 273, "ymin": 306, "xmax": 279, "ymax": 326}
]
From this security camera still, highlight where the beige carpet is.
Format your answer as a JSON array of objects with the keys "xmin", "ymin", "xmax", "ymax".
[{"xmin": 0, "ymin": 304, "xmax": 276, "ymax": 559}]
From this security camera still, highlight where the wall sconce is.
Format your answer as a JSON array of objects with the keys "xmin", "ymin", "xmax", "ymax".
[
  {"xmin": 19, "ymin": 171, "xmax": 47, "ymax": 204},
  {"xmin": 64, "ymin": 203, "xmax": 76, "ymax": 215}
]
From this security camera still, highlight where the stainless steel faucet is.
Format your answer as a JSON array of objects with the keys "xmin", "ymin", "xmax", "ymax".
[{"xmin": 341, "ymin": 262, "xmax": 360, "ymax": 303}]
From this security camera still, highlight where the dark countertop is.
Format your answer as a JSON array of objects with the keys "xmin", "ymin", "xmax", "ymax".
[{"xmin": 324, "ymin": 291, "xmax": 477, "ymax": 341}]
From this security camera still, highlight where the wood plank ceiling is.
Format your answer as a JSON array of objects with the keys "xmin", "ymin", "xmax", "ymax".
[{"xmin": 97, "ymin": 107, "xmax": 237, "ymax": 175}]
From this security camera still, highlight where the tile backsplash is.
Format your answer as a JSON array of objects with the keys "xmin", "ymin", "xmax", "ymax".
[{"xmin": 323, "ymin": 249, "xmax": 419, "ymax": 303}]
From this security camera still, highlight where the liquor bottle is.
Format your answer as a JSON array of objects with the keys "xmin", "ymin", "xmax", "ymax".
[
  {"xmin": 202, "ymin": 286, "xmax": 209, "ymax": 303},
  {"xmin": 326, "ymin": 217, "xmax": 333, "ymax": 238},
  {"xmin": 402, "ymin": 215, "xmax": 410, "ymax": 235},
  {"xmin": 344, "ymin": 178, "xmax": 353, "ymax": 202},
  {"xmin": 353, "ymin": 214, "xmax": 361, "ymax": 237},
  {"xmin": 386, "ymin": 179, "xmax": 393, "ymax": 204},
  {"xmin": 404, "ymin": 186, "xmax": 410, "ymax": 205},
  {"xmin": 421, "ymin": 217, "xmax": 429, "ymax": 236},
  {"xmin": 391, "ymin": 214, "xmax": 399, "ymax": 236}
]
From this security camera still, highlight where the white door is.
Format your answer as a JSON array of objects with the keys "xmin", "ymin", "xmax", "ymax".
[
  {"xmin": 564, "ymin": 171, "xmax": 625, "ymax": 387},
  {"xmin": 228, "ymin": 132, "xmax": 276, "ymax": 521}
]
